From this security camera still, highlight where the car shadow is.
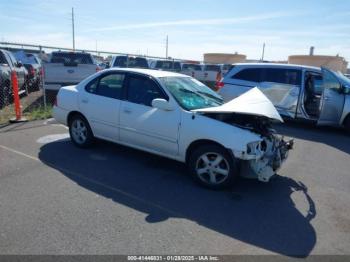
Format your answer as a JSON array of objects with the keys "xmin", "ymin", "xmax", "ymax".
[
  {"xmin": 274, "ymin": 120, "xmax": 350, "ymax": 154},
  {"xmin": 38, "ymin": 139, "xmax": 316, "ymax": 257}
]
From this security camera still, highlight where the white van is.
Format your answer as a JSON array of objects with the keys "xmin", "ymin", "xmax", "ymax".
[{"xmin": 217, "ymin": 63, "xmax": 350, "ymax": 131}]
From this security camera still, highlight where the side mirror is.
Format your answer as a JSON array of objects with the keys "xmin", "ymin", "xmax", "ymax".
[
  {"xmin": 17, "ymin": 61, "xmax": 23, "ymax": 67},
  {"xmin": 105, "ymin": 62, "xmax": 110, "ymax": 68},
  {"xmin": 151, "ymin": 98, "xmax": 174, "ymax": 111}
]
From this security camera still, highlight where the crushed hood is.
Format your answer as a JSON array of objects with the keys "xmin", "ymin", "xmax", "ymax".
[{"xmin": 192, "ymin": 87, "xmax": 283, "ymax": 122}]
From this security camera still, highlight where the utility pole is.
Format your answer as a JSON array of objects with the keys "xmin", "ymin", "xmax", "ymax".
[
  {"xmin": 261, "ymin": 42, "xmax": 265, "ymax": 61},
  {"xmin": 72, "ymin": 7, "xmax": 75, "ymax": 51},
  {"xmin": 165, "ymin": 35, "xmax": 168, "ymax": 59}
]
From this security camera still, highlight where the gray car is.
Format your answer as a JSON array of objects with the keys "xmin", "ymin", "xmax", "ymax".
[{"xmin": 218, "ymin": 63, "xmax": 350, "ymax": 132}]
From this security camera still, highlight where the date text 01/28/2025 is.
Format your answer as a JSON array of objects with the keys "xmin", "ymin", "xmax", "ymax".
[{"xmin": 127, "ymin": 255, "xmax": 220, "ymax": 261}]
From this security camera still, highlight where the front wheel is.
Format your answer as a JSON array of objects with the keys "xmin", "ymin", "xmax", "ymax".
[
  {"xmin": 69, "ymin": 114, "xmax": 94, "ymax": 148},
  {"xmin": 188, "ymin": 144, "xmax": 239, "ymax": 189}
]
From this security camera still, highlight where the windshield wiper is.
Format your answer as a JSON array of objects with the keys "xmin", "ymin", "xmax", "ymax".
[{"xmin": 197, "ymin": 91, "xmax": 224, "ymax": 103}]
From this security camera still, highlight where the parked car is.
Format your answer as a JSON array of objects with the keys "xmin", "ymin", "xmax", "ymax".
[
  {"xmin": 14, "ymin": 51, "xmax": 43, "ymax": 92},
  {"xmin": 53, "ymin": 68, "xmax": 292, "ymax": 189},
  {"xmin": 44, "ymin": 51, "xmax": 101, "ymax": 92},
  {"xmin": 180, "ymin": 63, "xmax": 203, "ymax": 79},
  {"xmin": 150, "ymin": 59, "xmax": 181, "ymax": 72},
  {"xmin": 217, "ymin": 63, "xmax": 350, "ymax": 132},
  {"xmin": 110, "ymin": 55, "xmax": 149, "ymax": 69},
  {"xmin": 202, "ymin": 64, "xmax": 221, "ymax": 88},
  {"xmin": 0, "ymin": 49, "xmax": 28, "ymax": 108}
]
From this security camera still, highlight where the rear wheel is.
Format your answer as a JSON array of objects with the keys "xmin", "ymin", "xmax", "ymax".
[
  {"xmin": 69, "ymin": 114, "xmax": 94, "ymax": 148},
  {"xmin": 188, "ymin": 144, "xmax": 239, "ymax": 189}
]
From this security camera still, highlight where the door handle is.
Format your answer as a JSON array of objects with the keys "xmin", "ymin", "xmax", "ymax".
[
  {"xmin": 123, "ymin": 108, "xmax": 132, "ymax": 114},
  {"xmin": 81, "ymin": 98, "xmax": 88, "ymax": 104}
]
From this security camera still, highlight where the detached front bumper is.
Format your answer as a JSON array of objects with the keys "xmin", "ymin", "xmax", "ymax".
[{"xmin": 240, "ymin": 136, "xmax": 294, "ymax": 182}]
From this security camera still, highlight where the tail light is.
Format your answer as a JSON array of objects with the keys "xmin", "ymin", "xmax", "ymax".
[
  {"xmin": 40, "ymin": 67, "xmax": 44, "ymax": 76},
  {"xmin": 96, "ymin": 66, "xmax": 102, "ymax": 72},
  {"xmin": 214, "ymin": 81, "xmax": 225, "ymax": 91},
  {"xmin": 30, "ymin": 66, "xmax": 35, "ymax": 76}
]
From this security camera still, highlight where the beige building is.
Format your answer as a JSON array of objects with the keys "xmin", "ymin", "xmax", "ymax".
[
  {"xmin": 288, "ymin": 55, "xmax": 348, "ymax": 73},
  {"xmin": 203, "ymin": 53, "xmax": 246, "ymax": 64}
]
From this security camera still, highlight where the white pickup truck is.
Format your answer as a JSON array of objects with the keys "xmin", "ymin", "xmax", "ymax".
[{"xmin": 44, "ymin": 51, "xmax": 100, "ymax": 91}]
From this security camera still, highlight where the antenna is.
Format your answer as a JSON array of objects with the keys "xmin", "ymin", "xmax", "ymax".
[{"xmin": 72, "ymin": 7, "xmax": 75, "ymax": 51}]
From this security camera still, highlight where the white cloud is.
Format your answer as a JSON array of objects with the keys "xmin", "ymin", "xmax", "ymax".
[{"xmin": 85, "ymin": 12, "xmax": 298, "ymax": 32}]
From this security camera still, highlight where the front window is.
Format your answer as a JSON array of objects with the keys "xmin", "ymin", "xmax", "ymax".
[{"xmin": 159, "ymin": 76, "xmax": 223, "ymax": 110}]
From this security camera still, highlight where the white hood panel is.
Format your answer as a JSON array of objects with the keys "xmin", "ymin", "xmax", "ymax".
[{"xmin": 193, "ymin": 87, "xmax": 283, "ymax": 122}]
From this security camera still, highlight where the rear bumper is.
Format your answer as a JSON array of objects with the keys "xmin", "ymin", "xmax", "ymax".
[{"xmin": 53, "ymin": 106, "xmax": 69, "ymax": 126}]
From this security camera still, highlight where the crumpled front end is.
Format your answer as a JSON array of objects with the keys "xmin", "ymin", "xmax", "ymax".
[{"xmin": 240, "ymin": 135, "xmax": 294, "ymax": 182}]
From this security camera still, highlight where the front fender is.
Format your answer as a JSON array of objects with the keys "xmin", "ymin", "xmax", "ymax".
[{"xmin": 179, "ymin": 111, "xmax": 262, "ymax": 161}]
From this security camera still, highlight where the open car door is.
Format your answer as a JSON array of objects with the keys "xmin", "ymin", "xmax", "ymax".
[{"xmin": 318, "ymin": 67, "xmax": 345, "ymax": 125}]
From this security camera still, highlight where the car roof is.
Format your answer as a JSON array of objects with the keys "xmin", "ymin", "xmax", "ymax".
[
  {"xmin": 104, "ymin": 68, "xmax": 188, "ymax": 77},
  {"xmin": 232, "ymin": 63, "xmax": 320, "ymax": 71}
]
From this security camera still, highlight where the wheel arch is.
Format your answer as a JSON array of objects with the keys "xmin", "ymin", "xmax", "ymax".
[
  {"xmin": 67, "ymin": 111, "xmax": 94, "ymax": 136},
  {"xmin": 185, "ymin": 139, "xmax": 232, "ymax": 163}
]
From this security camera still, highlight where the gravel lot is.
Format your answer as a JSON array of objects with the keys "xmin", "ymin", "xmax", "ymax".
[{"xmin": 0, "ymin": 119, "xmax": 349, "ymax": 257}]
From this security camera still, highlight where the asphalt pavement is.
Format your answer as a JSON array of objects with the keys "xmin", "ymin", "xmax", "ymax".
[{"xmin": 0, "ymin": 119, "xmax": 349, "ymax": 256}]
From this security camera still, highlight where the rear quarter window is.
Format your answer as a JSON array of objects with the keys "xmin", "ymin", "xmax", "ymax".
[{"xmin": 262, "ymin": 68, "xmax": 301, "ymax": 86}]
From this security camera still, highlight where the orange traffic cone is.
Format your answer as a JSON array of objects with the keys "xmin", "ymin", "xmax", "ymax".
[{"xmin": 9, "ymin": 71, "xmax": 27, "ymax": 123}]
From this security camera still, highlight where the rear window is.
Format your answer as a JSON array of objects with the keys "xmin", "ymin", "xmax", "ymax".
[
  {"xmin": 262, "ymin": 68, "xmax": 301, "ymax": 86},
  {"xmin": 0, "ymin": 52, "xmax": 7, "ymax": 64},
  {"xmin": 113, "ymin": 56, "xmax": 149, "ymax": 68},
  {"xmin": 204, "ymin": 65, "xmax": 220, "ymax": 71},
  {"xmin": 182, "ymin": 64, "xmax": 202, "ymax": 71},
  {"xmin": 222, "ymin": 64, "xmax": 232, "ymax": 70},
  {"xmin": 155, "ymin": 60, "xmax": 181, "ymax": 71},
  {"xmin": 50, "ymin": 52, "xmax": 93, "ymax": 65},
  {"xmin": 233, "ymin": 68, "xmax": 262, "ymax": 82}
]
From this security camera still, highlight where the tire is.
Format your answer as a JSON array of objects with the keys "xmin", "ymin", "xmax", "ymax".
[
  {"xmin": 188, "ymin": 144, "xmax": 239, "ymax": 190},
  {"xmin": 68, "ymin": 114, "xmax": 94, "ymax": 148},
  {"xmin": 0, "ymin": 83, "xmax": 10, "ymax": 109},
  {"xmin": 344, "ymin": 115, "xmax": 350, "ymax": 134}
]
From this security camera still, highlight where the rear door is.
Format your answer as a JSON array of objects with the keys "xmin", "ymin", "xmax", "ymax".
[
  {"xmin": 79, "ymin": 71, "xmax": 126, "ymax": 141},
  {"xmin": 259, "ymin": 68, "xmax": 302, "ymax": 118},
  {"xmin": 317, "ymin": 68, "xmax": 345, "ymax": 125}
]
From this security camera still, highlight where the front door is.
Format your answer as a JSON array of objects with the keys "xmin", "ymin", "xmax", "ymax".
[
  {"xmin": 79, "ymin": 72, "xmax": 126, "ymax": 141},
  {"xmin": 318, "ymin": 68, "xmax": 345, "ymax": 125},
  {"xmin": 119, "ymin": 74, "xmax": 180, "ymax": 156}
]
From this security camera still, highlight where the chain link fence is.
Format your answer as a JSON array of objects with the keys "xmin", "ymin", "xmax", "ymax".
[{"xmin": 0, "ymin": 41, "xmax": 211, "ymax": 126}]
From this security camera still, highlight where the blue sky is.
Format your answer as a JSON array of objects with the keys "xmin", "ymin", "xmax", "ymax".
[{"xmin": 1, "ymin": 0, "xmax": 350, "ymax": 61}]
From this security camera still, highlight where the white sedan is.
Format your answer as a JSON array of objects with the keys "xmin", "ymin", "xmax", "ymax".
[{"xmin": 53, "ymin": 68, "xmax": 293, "ymax": 189}]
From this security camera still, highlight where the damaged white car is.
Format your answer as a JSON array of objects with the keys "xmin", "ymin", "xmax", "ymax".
[{"xmin": 53, "ymin": 68, "xmax": 293, "ymax": 189}]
